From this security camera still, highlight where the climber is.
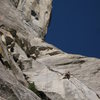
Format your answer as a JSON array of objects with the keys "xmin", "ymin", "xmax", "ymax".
[{"xmin": 63, "ymin": 71, "xmax": 70, "ymax": 80}]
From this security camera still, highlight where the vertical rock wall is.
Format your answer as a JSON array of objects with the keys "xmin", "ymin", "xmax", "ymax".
[{"xmin": 0, "ymin": 0, "xmax": 100, "ymax": 100}]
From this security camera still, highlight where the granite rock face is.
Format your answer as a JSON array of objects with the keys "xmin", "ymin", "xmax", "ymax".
[{"xmin": 0, "ymin": 0, "xmax": 100, "ymax": 100}]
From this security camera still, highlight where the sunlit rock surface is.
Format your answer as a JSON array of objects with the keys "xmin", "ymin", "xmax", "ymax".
[{"xmin": 0, "ymin": 0, "xmax": 100, "ymax": 100}]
